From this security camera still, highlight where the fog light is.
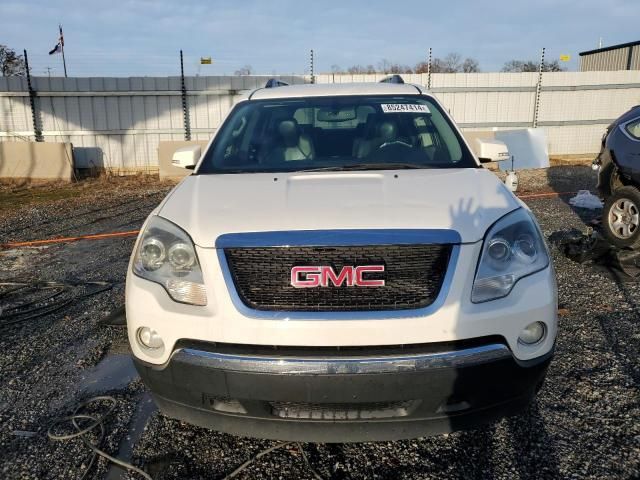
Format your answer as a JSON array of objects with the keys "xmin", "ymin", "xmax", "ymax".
[
  {"xmin": 518, "ymin": 321, "xmax": 545, "ymax": 345},
  {"xmin": 137, "ymin": 327, "xmax": 164, "ymax": 349}
]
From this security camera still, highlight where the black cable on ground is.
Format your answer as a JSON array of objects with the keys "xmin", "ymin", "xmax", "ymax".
[
  {"xmin": 48, "ymin": 395, "xmax": 152, "ymax": 480},
  {"xmin": 296, "ymin": 443, "xmax": 326, "ymax": 480},
  {"xmin": 0, "ymin": 280, "xmax": 112, "ymax": 327},
  {"xmin": 223, "ymin": 441, "xmax": 294, "ymax": 479},
  {"xmin": 47, "ymin": 396, "xmax": 328, "ymax": 480},
  {"xmin": 222, "ymin": 441, "xmax": 326, "ymax": 480}
]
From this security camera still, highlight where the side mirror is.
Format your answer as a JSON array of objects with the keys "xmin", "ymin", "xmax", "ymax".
[
  {"xmin": 171, "ymin": 145, "xmax": 201, "ymax": 170},
  {"xmin": 474, "ymin": 139, "xmax": 510, "ymax": 163}
]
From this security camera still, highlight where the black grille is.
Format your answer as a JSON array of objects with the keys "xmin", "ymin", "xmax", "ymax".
[{"xmin": 224, "ymin": 244, "xmax": 451, "ymax": 311}]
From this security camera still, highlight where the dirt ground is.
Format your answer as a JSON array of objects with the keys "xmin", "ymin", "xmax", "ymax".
[{"xmin": 0, "ymin": 166, "xmax": 638, "ymax": 479}]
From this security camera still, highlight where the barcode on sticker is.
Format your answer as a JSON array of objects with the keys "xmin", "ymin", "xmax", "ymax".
[{"xmin": 381, "ymin": 104, "xmax": 430, "ymax": 113}]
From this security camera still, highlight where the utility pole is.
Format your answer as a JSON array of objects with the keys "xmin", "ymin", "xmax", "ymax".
[
  {"xmin": 532, "ymin": 47, "xmax": 545, "ymax": 128},
  {"xmin": 24, "ymin": 50, "xmax": 43, "ymax": 142},
  {"xmin": 45, "ymin": 67, "xmax": 52, "ymax": 78},
  {"xmin": 180, "ymin": 50, "xmax": 191, "ymax": 141},
  {"xmin": 427, "ymin": 47, "xmax": 432, "ymax": 89},
  {"xmin": 310, "ymin": 49, "xmax": 315, "ymax": 84},
  {"xmin": 59, "ymin": 24, "xmax": 67, "ymax": 77}
]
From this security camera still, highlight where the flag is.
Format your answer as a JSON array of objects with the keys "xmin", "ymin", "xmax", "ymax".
[{"xmin": 48, "ymin": 25, "xmax": 64, "ymax": 55}]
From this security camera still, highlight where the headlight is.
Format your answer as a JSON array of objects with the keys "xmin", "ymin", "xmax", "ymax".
[
  {"xmin": 472, "ymin": 208, "xmax": 549, "ymax": 303},
  {"xmin": 133, "ymin": 216, "xmax": 207, "ymax": 306}
]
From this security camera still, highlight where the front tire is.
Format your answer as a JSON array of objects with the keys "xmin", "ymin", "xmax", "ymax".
[{"xmin": 602, "ymin": 186, "xmax": 640, "ymax": 249}]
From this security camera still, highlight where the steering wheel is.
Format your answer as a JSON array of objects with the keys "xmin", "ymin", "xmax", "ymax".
[{"xmin": 378, "ymin": 140, "xmax": 413, "ymax": 149}]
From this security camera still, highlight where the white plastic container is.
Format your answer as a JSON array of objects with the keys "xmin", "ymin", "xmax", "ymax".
[{"xmin": 505, "ymin": 171, "xmax": 519, "ymax": 192}]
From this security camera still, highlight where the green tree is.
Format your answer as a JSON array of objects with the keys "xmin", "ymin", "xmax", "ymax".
[{"xmin": 0, "ymin": 45, "xmax": 28, "ymax": 76}]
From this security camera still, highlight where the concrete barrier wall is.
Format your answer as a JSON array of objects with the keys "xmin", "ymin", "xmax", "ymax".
[{"xmin": 0, "ymin": 142, "xmax": 74, "ymax": 181}]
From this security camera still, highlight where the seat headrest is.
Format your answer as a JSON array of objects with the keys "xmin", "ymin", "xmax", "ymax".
[
  {"xmin": 278, "ymin": 119, "xmax": 300, "ymax": 147},
  {"xmin": 379, "ymin": 121, "xmax": 398, "ymax": 142},
  {"xmin": 363, "ymin": 114, "xmax": 380, "ymax": 138}
]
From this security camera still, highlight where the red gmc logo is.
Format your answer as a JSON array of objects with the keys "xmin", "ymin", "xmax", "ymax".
[{"xmin": 290, "ymin": 265, "xmax": 385, "ymax": 288}]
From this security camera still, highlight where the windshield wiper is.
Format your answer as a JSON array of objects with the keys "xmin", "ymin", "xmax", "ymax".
[{"xmin": 298, "ymin": 163, "xmax": 427, "ymax": 173}]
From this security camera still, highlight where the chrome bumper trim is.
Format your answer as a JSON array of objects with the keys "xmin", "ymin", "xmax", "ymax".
[{"xmin": 176, "ymin": 343, "xmax": 512, "ymax": 375}]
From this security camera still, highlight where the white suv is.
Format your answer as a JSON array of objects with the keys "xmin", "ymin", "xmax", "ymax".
[{"xmin": 126, "ymin": 77, "xmax": 557, "ymax": 442}]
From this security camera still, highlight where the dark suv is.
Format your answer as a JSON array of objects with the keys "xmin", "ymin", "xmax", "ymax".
[{"xmin": 593, "ymin": 105, "xmax": 640, "ymax": 248}]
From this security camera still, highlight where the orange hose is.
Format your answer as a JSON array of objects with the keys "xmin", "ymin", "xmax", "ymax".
[
  {"xmin": 0, "ymin": 190, "xmax": 583, "ymax": 249},
  {"xmin": 517, "ymin": 191, "xmax": 577, "ymax": 199}
]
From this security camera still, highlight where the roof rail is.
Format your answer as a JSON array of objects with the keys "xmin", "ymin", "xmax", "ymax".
[
  {"xmin": 379, "ymin": 75, "xmax": 405, "ymax": 84},
  {"xmin": 265, "ymin": 78, "xmax": 289, "ymax": 88}
]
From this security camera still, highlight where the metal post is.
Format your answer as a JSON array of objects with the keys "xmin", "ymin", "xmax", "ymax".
[
  {"xmin": 180, "ymin": 50, "xmax": 191, "ymax": 141},
  {"xmin": 24, "ymin": 50, "xmax": 43, "ymax": 142},
  {"xmin": 310, "ymin": 49, "xmax": 315, "ymax": 84},
  {"xmin": 427, "ymin": 47, "xmax": 432, "ymax": 89},
  {"xmin": 532, "ymin": 47, "xmax": 545, "ymax": 128},
  {"xmin": 59, "ymin": 25, "xmax": 67, "ymax": 77}
]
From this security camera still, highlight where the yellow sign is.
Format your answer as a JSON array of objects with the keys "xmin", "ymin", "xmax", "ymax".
[
  {"xmin": 200, "ymin": 57, "xmax": 212, "ymax": 65},
  {"xmin": 560, "ymin": 54, "xmax": 571, "ymax": 62}
]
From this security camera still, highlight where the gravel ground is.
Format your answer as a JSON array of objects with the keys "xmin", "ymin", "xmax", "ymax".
[{"xmin": 0, "ymin": 166, "xmax": 638, "ymax": 480}]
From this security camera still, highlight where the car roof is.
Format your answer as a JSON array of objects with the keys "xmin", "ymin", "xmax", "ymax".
[{"xmin": 248, "ymin": 82, "xmax": 425, "ymax": 101}]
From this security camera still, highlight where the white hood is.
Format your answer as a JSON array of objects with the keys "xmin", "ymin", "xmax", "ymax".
[{"xmin": 159, "ymin": 168, "xmax": 519, "ymax": 247}]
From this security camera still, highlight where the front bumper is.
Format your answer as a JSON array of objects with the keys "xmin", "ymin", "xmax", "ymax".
[
  {"xmin": 134, "ymin": 338, "xmax": 553, "ymax": 442},
  {"xmin": 127, "ymin": 242, "xmax": 558, "ymax": 366}
]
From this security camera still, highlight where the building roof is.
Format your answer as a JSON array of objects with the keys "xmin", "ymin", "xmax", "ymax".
[
  {"xmin": 579, "ymin": 40, "xmax": 640, "ymax": 57},
  {"xmin": 248, "ymin": 82, "xmax": 424, "ymax": 100}
]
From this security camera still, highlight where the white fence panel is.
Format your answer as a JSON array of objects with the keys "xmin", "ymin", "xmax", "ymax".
[{"xmin": 1, "ymin": 71, "xmax": 640, "ymax": 170}]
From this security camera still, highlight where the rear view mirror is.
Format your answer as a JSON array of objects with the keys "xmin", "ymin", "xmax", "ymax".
[
  {"xmin": 474, "ymin": 139, "xmax": 510, "ymax": 163},
  {"xmin": 172, "ymin": 145, "xmax": 201, "ymax": 170},
  {"xmin": 317, "ymin": 107, "xmax": 357, "ymax": 122}
]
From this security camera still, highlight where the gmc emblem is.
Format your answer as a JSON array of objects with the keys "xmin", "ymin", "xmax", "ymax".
[{"xmin": 290, "ymin": 265, "xmax": 385, "ymax": 288}]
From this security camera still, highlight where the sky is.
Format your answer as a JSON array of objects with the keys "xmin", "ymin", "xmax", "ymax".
[{"xmin": 1, "ymin": 0, "xmax": 638, "ymax": 77}]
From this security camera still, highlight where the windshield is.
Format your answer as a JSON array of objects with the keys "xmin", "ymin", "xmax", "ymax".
[{"xmin": 197, "ymin": 94, "xmax": 477, "ymax": 174}]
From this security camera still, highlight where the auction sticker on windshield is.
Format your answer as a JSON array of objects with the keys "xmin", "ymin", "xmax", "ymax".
[{"xmin": 381, "ymin": 104, "xmax": 430, "ymax": 113}]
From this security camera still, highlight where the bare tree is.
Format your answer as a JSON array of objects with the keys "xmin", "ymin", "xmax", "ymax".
[
  {"xmin": 377, "ymin": 59, "xmax": 392, "ymax": 73},
  {"xmin": 0, "ymin": 45, "xmax": 27, "ymax": 76},
  {"xmin": 543, "ymin": 60, "xmax": 564, "ymax": 72},
  {"xmin": 428, "ymin": 58, "xmax": 442, "ymax": 73},
  {"xmin": 502, "ymin": 59, "xmax": 564, "ymax": 72},
  {"xmin": 441, "ymin": 53, "xmax": 462, "ymax": 73},
  {"xmin": 234, "ymin": 64, "xmax": 253, "ymax": 75},
  {"xmin": 343, "ymin": 64, "xmax": 376, "ymax": 74},
  {"xmin": 346, "ymin": 64, "xmax": 367, "ymax": 74},
  {"xmin": 388, "ymin": 63, "xmax": 413, "ymax": 74},
  {"xmin": 414, "ymin": 61, "xmax": 429, "ymax": 74},
  {"xmin": 344, "ymin": 55, "xmax": 479, "ymax": 76},
  {"xmin": 502, "ymin": 60, "xmax": 536, "ymax": 72},
  {"xmin": 415, "ymin": 53, "xmax": 480, "ymax": 73},
  {"xmin": 461, "ymin": 57, "xmax": 480, "ymax": 73}
]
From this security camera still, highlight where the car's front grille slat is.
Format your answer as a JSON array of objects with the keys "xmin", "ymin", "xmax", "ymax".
[
  {"xmin": 270, "ymin": 400, "xmax": 420, "ymax": 420},
  {"xmin": 224, "ymin": 244, "xmax": 451, "ymax": 312}
]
